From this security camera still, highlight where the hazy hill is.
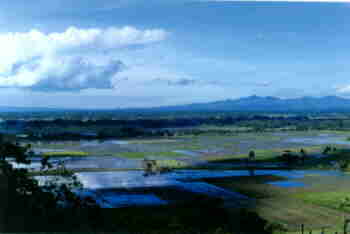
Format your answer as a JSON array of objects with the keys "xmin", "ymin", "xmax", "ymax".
[
  {"xmin": 0, "ymin": 107, "xmax": 71, "ymax": 112},
  {"xmin": 122, "ymin": 96, "xmax": 350, "ymax": 112},
  {"xmin": 2, "ymin": 95, "xmax": 350, "ymax": 113}
]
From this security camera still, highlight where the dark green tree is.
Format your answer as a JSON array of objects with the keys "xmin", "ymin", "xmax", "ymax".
[
  {"xmin": 249, "ymin": 150, "xmax": 256, "ymax": 161},
  {"xmin": 300, "ymin": 148, "xmax": 307, "ymax": 164},
  {"xmin": 0, "ymin": 140, "xmax": 100, "ymax": 232}
]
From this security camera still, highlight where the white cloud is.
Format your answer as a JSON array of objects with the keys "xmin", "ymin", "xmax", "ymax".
[
  {"xmin": 112, "ymin": 65, "xmax": 195, "ymax": 87},
  {"xmin": 0, "ymin": 26, "xmax": 167, "ymax": 91},
  {"xmin": 335, "ymin": 84, "xmax": 350, "ymax": 94},
  {"xmin": 0, "ymin": 25, "xmax": 242, "ymax": 107}
]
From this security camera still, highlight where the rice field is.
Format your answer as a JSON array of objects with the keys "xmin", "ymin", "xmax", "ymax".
[
  {"xmin": 21, "ymin": 130, "xmax": 350, "ymax": 233},
  {"xmin": 206, "ymin": 170, "xmax": 350, "ymax": 233},
  {"xmin": 29, "ymin": 130, "xmax": 350, "ymax": 161}
]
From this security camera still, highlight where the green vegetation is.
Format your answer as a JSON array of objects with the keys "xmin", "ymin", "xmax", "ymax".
[
  {"xmin": 42, "ymin": 151, "xmax": 89, "ymax": 157},
  {"xmin": 30, "ymin": 141, "xmax": 81, "ymax": 149},
  {"xmin": 206, "ymin": 175, "xmax": 347, "ymax": 233},
  {"xmin": 117, "ymin": 151, "xmax": 185, "ymax": 159},
  {"xmin": 206, "ymin": 146, "xmax": 324, "ymax": 164},
  {"xmin": 0, "ymin": 141, "xmax": 102, "ymax": 232},
  {"xmin": 30, "ymin": 168, "xmax": 144, "ymax": 176},
  {"xmin": 301, "ymin": 148, "xmax": 350, "ymax": 170},
  {"xmin": 156, "ymin": 159, "xmax": 188, "ymax": 168},
  {"xmin": 5, "ymin": 111, "xmax": 350, "ymax": 142},
  {"xmin": 127, "ymin": 139, "xmax": 179, "ymax": 144},
  {"xmin": 204, "ymin": 175, "xmax": 287, "ymax": 198},
  {"xmin": 296, "ymin": 191, "xmax": 350, "ymax": 213}
]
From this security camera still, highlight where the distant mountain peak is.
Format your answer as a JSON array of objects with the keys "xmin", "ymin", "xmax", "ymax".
[
  {"xmin": 321, "ymin": 95, "xmax": 343, "ymax": 100},
  {"xmin": 265, "ymin": 96, "xmax": 280, "ymax": 100},
  {"xmin": 122, "ymin": 95, "xmax": 350, "ymax": 112},
  {"xmin": 245, "ymin": 95, "xmax": 260, "ymax": 99}
]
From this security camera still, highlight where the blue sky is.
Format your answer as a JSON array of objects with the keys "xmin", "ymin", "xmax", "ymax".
[{"xmin": 0, "ymin": 0, "xmax": 350, "ymax": 108}]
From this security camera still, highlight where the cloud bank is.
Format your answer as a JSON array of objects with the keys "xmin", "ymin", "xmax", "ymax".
[{"xmin": 0, "ymin": 26, "xmax": 167, "ymax": 91}]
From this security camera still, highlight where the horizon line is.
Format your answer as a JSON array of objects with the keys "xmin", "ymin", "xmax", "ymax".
[{"xmin": 0, "ymin": 95, "xmax": 347, "ymax": 110}]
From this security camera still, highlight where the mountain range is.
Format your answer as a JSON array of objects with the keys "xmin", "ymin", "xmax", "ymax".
[
  {"xmin": 122, "ymin": 96, "xmax": 350, "ymax": 113},
  {"xmin": 2, "ymin": 95, "xmax": 350, "ymax": 113}
]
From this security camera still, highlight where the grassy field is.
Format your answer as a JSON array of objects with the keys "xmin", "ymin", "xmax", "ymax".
[
  {"xmin": 296, "ymin": 190, "xmax": 350, "ymax": 213},
  {"xmin": 126, "ymin": 139, "xmax": 179, "ymax": 144},
  {"xmin": 115, "ymin": 151, "xmax": 186, "ymax": 159},
  {"xmin": 29, "ymin": 159, "xmax": 189, "ymax": 176},
  {"xmin": 205, "ymin": 146, "xmax": 325, "ymax": 163},
  {"xmin": 42, "ymin": 151, "xmax": 89, "ymax": 157},
  {"xmin": 27, "ymin": 130, "xmax": 350, "ymax": 163},
  {"xmin": 30, "ymin": 141, "xmax": 81, "ymax": 149},
  {"xmin": 156, "ymin": 159, "xmax": 188, "ymax": 168},
  {"xmin": 205, "ymin": 173, "xmax": 350, "ymax": 233}
]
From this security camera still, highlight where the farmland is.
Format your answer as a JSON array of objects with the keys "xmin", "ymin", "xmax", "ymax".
[{"xmin": 4, "ymin": 114, "xmax": 350, "ymax": 233}]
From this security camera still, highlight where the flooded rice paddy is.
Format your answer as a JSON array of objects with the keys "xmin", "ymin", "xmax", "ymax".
[
  {"xmin": 28, "ymin": 131, "xmax": 350, "ymax": 160},
  {"xmin": 9, "ymin": 156, "xmax": 142, "ymax": 170},
  {"xmin": 267, "ymin": 181, "xmax": 307, "ymax": 188},
  {"xmin": 285, "ymin": 135, "xmax": 350, "ymax": 146},
  {"xmin": 26, "ymin": 131, "xmax": 350, "ymax": 208},
  {"xmin": 34, "ymin": 169, "xmax": 350, "ymax": 208}
]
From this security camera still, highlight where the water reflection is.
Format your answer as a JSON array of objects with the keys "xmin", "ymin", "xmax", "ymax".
[
  {"xmin": 75, "ymin": 169, "xmax": 312, "ymax": 190},
  {"xmin": 9, "ymin": 156, "xmax": 142, "ymax": 170},
  {"xmin": 268, "ymin": 181, "xmax": 306, "ymax": 188},
  {"xmin": 248, "ymin": 167, "xmax": 255, "ymax": 176},
  {"xmin": 80, "ymin": 140, "xmax": 130, "ymax": 147},
  {"xmin": 285, "ymin": 135, "xmax": 350, "ymax": 146},
  {"xmin": 35, "ymin": 169, "xmax": 348, "ymax": 208}
]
